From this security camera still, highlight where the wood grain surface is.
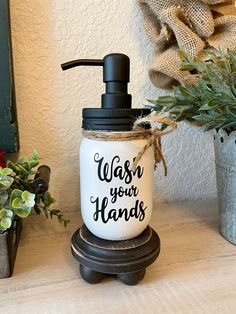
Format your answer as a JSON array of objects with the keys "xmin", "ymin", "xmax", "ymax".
[{"xmin": 0, "ymin": 200, "xmax": 236, "ymax": 314}]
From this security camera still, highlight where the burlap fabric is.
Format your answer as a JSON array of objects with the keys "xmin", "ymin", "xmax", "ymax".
[{"xmin": 137, "ymin": 0, "xmax": 236, "ymax": 89}]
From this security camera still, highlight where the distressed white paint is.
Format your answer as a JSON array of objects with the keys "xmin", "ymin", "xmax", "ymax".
[{"xmin": 9, "ymin": 0, "xmax": 216, "ymax": 211}]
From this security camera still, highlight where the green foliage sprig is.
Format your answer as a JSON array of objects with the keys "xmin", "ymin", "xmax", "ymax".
[
  {"xmin": 148, "ymin": 49, "xmax": 236, "ymax": 133},
  {"xmin": 0, "ymin": 150, "xmax": 70, "ymax": 232}
]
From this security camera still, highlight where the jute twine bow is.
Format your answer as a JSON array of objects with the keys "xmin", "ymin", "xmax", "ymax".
[
  {"xmin": 132, "ymin": 115, "xmax": 177, "ymax": 175},
  {"xmin": 83, "ymin": 114, "xmax": 177, "ymax": 176}
]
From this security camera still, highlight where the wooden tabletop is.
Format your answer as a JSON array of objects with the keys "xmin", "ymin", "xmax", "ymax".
[{"xmin": 1, "ymin": 200, "xmax": 236, "ymax": 314}]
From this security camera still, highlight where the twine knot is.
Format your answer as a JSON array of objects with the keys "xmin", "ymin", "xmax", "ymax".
[{"xmin": 132, "ymin": 115, "xmax": 177, "ymax": 176}]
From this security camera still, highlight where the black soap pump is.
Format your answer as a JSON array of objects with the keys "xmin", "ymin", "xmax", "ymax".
[
  {"xmin": 61, "ymin": 53, "xmax": 150, "ymax": 130},
  {"xmin": 62, "ymin": 53, "xmax": 160, "ymax": 285}
]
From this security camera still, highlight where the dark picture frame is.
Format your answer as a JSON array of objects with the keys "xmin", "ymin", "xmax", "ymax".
[{"xmin": 0, "ymin": 0, "xmax": 19, "ymax": 152}]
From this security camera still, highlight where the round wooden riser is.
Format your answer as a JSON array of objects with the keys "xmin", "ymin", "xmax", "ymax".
[{"xmin": 71, "ymin": 225, "xmax": 160, "ymax": 285}]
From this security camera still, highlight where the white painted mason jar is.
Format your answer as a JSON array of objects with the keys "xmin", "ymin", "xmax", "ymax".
[
  {"xmin": 61, "ymin": 53, "xmax": 154, "ymax": 240},
  {"xmin": 80, "ymin": 135, "xmax": 154, "ymax": 240}
]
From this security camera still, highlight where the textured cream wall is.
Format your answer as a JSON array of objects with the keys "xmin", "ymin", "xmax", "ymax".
[{"xmin": 9, "ymin": 0, "xmax": 216, "ymax": 211}]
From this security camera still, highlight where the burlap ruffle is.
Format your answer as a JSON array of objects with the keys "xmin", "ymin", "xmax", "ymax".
[{"xmin": 137, "ymin": 0, "xmax": 236, "ymax": 89}]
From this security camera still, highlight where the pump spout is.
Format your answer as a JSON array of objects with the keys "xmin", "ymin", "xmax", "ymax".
[
  {"xmin": 61, "ymin": 59, "xmax": 104, "ymax": 71},
  {"xmin": 61, "ymin": 53, "xmax": 131, "ymax": 109}
]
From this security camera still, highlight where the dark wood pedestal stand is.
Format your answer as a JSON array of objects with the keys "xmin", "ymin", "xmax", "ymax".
[{"xmin": 71, "ymin": 225, "xmax": 160, "ymax": 285}]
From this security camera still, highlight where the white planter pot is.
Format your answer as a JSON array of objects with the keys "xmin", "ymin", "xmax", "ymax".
[{"xmin": 214, "ymin": 129, "xmax": 236, "ymax": 245}]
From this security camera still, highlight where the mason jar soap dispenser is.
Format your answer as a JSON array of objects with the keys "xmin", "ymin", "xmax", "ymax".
[
  {"xmin": 62, "ymin": 53, "xmax": 155, "ymax": 240},
  {"xmin": 61, "ymin": 53, "xmax": 162, "ymax": 285}
]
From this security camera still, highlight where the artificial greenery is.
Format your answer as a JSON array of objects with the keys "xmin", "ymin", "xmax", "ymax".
[
  {"xmin": 148, "ymin": 49, "xmax": 236, "ymax": 133},
  {"xmin": 0, "ymin": 150, "xmax": 70, "ymax": 232}
]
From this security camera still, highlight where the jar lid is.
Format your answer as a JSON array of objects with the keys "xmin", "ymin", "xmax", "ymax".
[{"xmin": 82, "ymin": 108, "xmax": 151, "ymax": 131}]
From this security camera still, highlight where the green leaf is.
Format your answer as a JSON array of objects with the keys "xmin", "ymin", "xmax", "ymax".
[
  {"xmin": 169, "ymin": 105, "xmax": 192, "ymax": 114},
  {"xmin": 0, "ymin": 176, "xmax": 14, "ymax": 189},
  {"xmin": 0, "ymin": 208, "xmax": 13, "ymax": 219},
  {"xmin": 192, "ymin": 115, "xmax": 211, "ymax": 123},
  {"xmin": 0, "ymin": 217, "xmax": 12, "ymax": 229},
  {"xmin": 48, "ymin": 208, "xmax": 70, "ymax": 228},
  {"xmin": 10, "ymin": 189, "xmax": 23, "ymax": 204},
  {"xmin": 179, "ymin": 49, "xmax": 188, "ymax": 61},
  {"xmin": 226, "ymin": 107, "xmax": 236, "ymax": 121},
  {"xmin": 0, "ymin": 180, "xmax": 12, "ymax": 187},
  {"xmin": 28, "ymin": 160, "xmax": 39, "ymax": 169},
  {"xmin": 17, "ymin": 164, "xmax": 29, "ymax": 177},
  {"xmin": 63, "ymin": 219, "xmax": 70, "ymax": 228},
  {"xmin": 146, "ymin": 100, "xmax": 163, "ymax": 112},
  {"xmin": 203, "ymin": 49, "xmax": 218, "ymax": 59},
  {"xmin": 22, "ymin": 191, "xmax": 35, "ymax": 207},
  {"xmin": 147, "ymin": 99, "xmax": 159, "ymax": 105},
  {"xmin": 49, "ymin": 209, "xmax": 60, "ymax": 218},
  {"xmin": 178, "ymin": 86, "xmax": 197, "ymax": 99},
  {"xmin": 1, "ymin": 168, "xmax": 13, "ymax": 176},
  {"xmin": 199, "ymin": 103, "xmax": 214, "ymax": 111},
  {"xmin": 43, "ymin": 192, "xmax": 54, "ymax": 207},
  {"xmin": 222, "ymin": 122, "xmax": 236, "ymax": 130},
  {"xmin": 203, "ymin": 122, "xmax": 217, "ymax": 131},
  {"xmin": 180, "ymin": 63, "xmax": 195, "ymax": 71},
  {"xmin": 0, "ymin": 208, "xmax": 14, "ymax": 218},
  {"xmin": 33, "ymin": 149, "xmax": 38, "ymax": 161},
  {"xmin": 14, "ymin": 205, "xmax": 31, "ymax": 218},
  {"xmin": 6, "ymin": 160, "xmax": 20, "ymax": 173},
  {"xmin": 12, "ymin": 198, "xmax": 23, "ymax": 209},
  {"xmin": 156, "ymin": 96, "xmax": 176, "ymax": 104}
]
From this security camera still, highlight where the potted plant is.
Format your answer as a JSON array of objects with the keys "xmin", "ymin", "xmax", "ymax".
[
  {"xmin": 0, "ymin": 149, "xmax": 69, "ymax": 278},
  {"xmin": 148, "ymin": 49, "xmax": 236, "ymax": 245}
]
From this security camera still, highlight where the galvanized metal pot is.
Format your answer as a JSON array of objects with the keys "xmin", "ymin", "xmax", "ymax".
[
  {"xmin": 214, "ymin": 129, "xmax": 236, "ymax": 245},
  {"xmin": 0, "ymin": 219, "xmax": 22, "ymax": 278}
]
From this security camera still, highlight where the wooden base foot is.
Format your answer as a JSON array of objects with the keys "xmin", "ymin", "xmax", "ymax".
[
  {"xmin": 118, "ymin": 269, "xmax": 146, "ymax": 285},
  {"xmin": 79, "ymin": 264, "xmax": 106, "ymax": 284}
]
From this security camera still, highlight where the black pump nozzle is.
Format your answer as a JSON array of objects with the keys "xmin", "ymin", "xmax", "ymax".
[
  {"xmin": 61, "ymin": 53, "xmax": 131, "ymax": 109},
  {"xmin": 61, "ymin": 59, "xmax": 104, "ymax": 71},
  {"xmin": 61, "ymin": 53, "xmax": 150, "ymax": 131}
]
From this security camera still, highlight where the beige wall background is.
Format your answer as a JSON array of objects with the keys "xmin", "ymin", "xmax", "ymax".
[{"xmin": 9, "ymin": 0, "xmax": 216, "ymax": 212}]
